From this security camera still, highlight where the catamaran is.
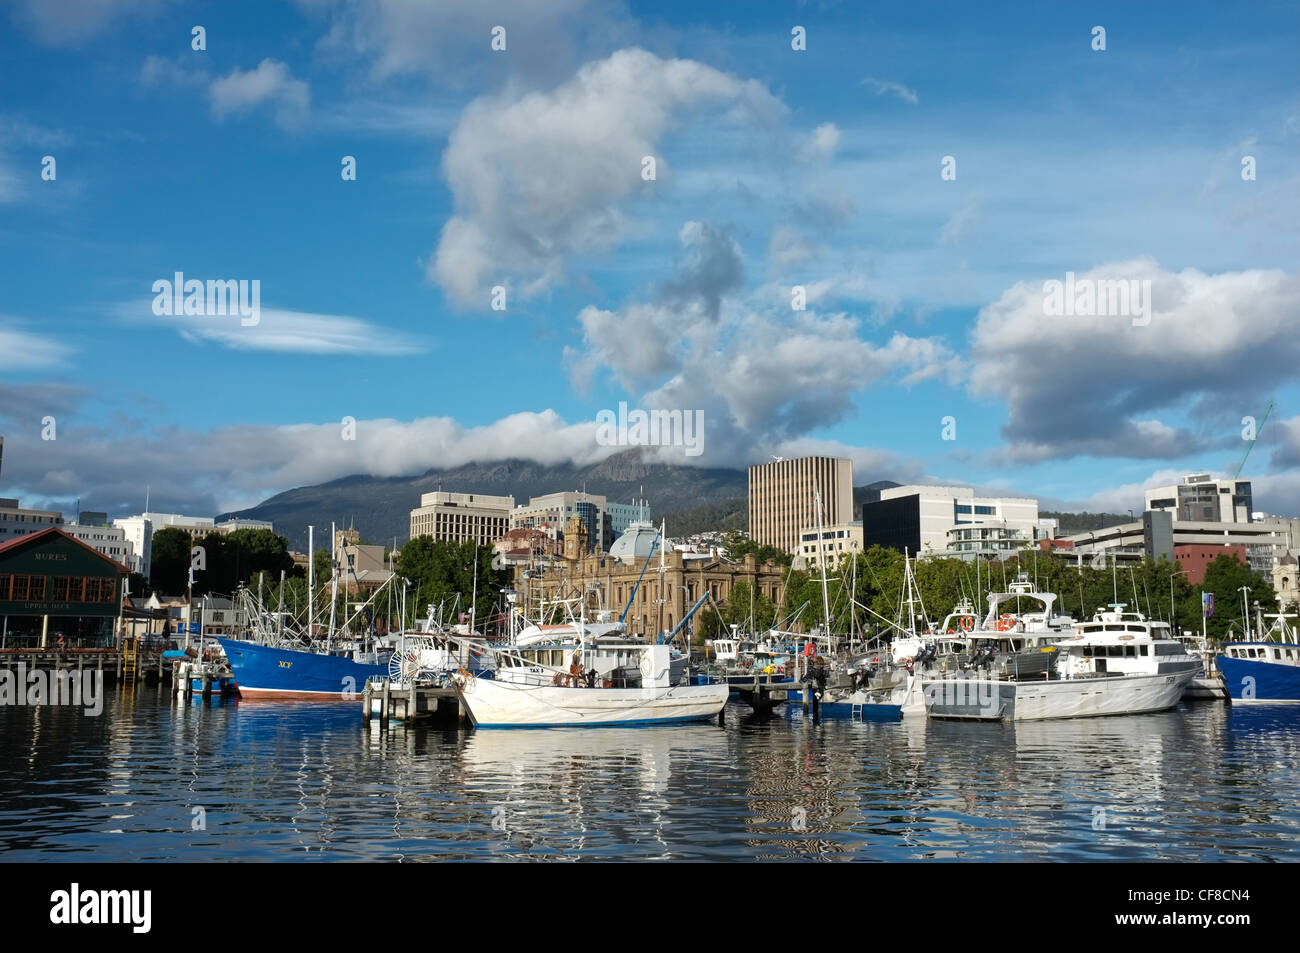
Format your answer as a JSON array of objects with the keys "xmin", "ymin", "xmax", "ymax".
[{"xmin": 924, "ymin": 604, "xmax": 1199, "ymax": 721}]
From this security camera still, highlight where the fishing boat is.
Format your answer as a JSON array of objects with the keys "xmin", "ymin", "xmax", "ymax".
[
  {"xmin": 924, "ymin": 604, "xmax": 1199, "ymax": 721},
  {"xmin": 453, "ymin": 640, "xmax": 728, "ymax": 728},
  {"xmin": 1217, "ymin": 612, "xmax": 1300, "ymax": 703}
]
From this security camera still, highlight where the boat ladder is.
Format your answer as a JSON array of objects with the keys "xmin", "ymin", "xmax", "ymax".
[
  {"xmin": 851, "ymin": 700, "xmax": 864, "ymax": 720},
  {"xmin": 122, "ymin": 636, "xmax": 139, "ymax": 683}
]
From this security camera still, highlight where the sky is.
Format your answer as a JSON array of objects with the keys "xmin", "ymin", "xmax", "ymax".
[{"xmin": 1, "ymin": 0, "xmax": 1299, "ymax": 521}]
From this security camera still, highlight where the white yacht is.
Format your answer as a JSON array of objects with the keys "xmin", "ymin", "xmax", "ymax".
[{"xmin": 924, "ymin": 604, "xmax": 1199, "ymax": 721}]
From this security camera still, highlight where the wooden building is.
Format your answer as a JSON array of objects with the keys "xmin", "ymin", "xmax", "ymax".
[{"xmin": 0, "ymin": 527, "xmax": 129, "ymax": 648}]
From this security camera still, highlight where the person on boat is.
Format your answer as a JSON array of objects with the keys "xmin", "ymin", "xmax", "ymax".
[{"xmin": 568, "ymin": 651, "xmax": 584, "ymax": 688}]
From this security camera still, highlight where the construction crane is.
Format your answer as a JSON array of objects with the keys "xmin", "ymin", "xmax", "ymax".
[{"xmin": 1233, "ymin": 400, "xmax": 1275, "ymax": 478}]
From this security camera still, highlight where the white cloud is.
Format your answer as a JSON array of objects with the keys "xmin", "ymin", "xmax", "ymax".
[
  {"xmin": 209, "ymin": 59, "xmax": 311, "ymax": 129},
  {"xmin": 125, "ymin": 303, "xmax": 428, "ymax": 356},
  {"xmin": 306, "ymin": 0, "xmax": 633, "ymax": 86},
  {"xmin": 969, "ymin": 260, "xmax": 1300, "ymax": 461},
  {"xmin": 430, "ymin": 48, "xmax": 784, "ymax": 308},
  {"xmin": 799, "ymin": 122, "xmax": 841, "ymax": 161},
  {"xmin": 8, "ymin": 0, "xmax": 173, "ymax": 46},
  {"xmin": 0, "ymin": 322, "xmax": 73, "ymax": 370},
  {"xmin": 861, "ymin": 76, "xmax": 919, "ymax": 105}
]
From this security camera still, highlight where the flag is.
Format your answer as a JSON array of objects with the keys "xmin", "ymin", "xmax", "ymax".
[{"xmin": 1202, "ymin": 592, "xmax": 1214, "ymax": 618}]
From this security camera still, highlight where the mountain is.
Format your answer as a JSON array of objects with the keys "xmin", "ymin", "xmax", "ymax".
[{"xmin": 218, "ymin": 449, "xmax": 748, "ymax": 551}]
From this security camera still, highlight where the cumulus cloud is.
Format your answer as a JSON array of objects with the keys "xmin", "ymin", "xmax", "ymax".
[
  {"xmin": 0, "ymin": 393, "xmax": 613, "ymax": 516},
  {"xmin": 430, "ymin": 48, "xmax": 784, "ymax": 308},
  {"xmin": 969, "ymin": 260, "xmax": 1300, "ymax": 462},
  {"xmin": 209, "ymin": 59, "xmax": 311, "ymax": 129}
]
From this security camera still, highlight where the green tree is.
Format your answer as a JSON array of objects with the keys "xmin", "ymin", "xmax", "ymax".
[{"xmin": 396, "ymin": 538, "xmax": 509, "ymax": 631}]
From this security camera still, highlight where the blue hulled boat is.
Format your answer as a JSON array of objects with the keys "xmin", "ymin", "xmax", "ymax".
[
  {"xmin": 217, "ymin": 638, "xmax": 389, "ymax": 699},
  {"xmin": 1216, "ymin": 612, "xmax": 1300, "ymax": 703}
]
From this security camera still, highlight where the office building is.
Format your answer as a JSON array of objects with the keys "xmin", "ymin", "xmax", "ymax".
[
  {"xmin": 862, "ymin": 485, "xmax": 1040, "ymax": 558},
  {"xmin": 748, "ymin": 456, "xmax": 854, "ymax": 553},
  {"xmin": 409, "ymin": 491, "xmax": 514, "ymax": 546},
  {"xmin": 1145, "ymin": 473, "xmax": 1253, "ymax": 524}
]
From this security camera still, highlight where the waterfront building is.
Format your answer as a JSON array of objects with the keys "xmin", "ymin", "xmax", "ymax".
[
  {"xmin": 606, "ymin": 501, "xmax": 648, "ymax": 538},
  {"xmin": 333, "ymin": 529, "xmax": 393, "ymax": 595},
  {"xmin": 862, "ymin": 485, "xmax": 1040, "ymax": 559},
  {"xmin": 748, "ymin": 456, "xmax": 854, "ymax": 553},
  {"xmin": 0, "ymin": 527, "xmax": 129, "ymax": 648},
  {"xmin": 409, "ymin": 491, "xmax": 514, "ymax": 546}
]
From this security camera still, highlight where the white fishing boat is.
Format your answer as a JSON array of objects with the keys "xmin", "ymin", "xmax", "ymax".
[
  {"xmin": 453, "ymin": 640, "xmax": 728, "ymax": 728},
  {"xmin": 924, "ymin": 604, "xmax": 1199, "ymax": 721}
]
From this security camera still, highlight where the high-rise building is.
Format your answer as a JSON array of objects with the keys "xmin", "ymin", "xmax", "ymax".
[
  {"xmin": 747, "ymin": 456, "xmax": 853, "ymax": 553},
  {"xmin": 409, "ymin": 492, "xmax": 514, "ymax": 545}
]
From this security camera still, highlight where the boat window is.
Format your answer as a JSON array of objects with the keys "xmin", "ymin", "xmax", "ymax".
[
  {"xmin": 1127, "ymin": 625, "xmax": 1146, "ymax": 632},
  {"xmin": 1105, "ymin": 624, "xmax": 1124, "ymax": 632},
  {"xmin": 1125, "ymin": 646, "xmax": 1136, "ymax": 657},
  {"xmin": 1140, "ymin": 646, "xmax": 1148, "ymax": 656},
  {"xmin": 1275, "ymin": 649, "xmax": 1283, "ymax": 660},
  {"xmin": 1109, "ymin": 646, "xmax": 1125, "ymax": 657}
]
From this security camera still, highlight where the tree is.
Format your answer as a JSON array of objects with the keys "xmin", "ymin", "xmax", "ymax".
[
  {"xmin": 149, "ymin": 527, "xmax": 194, "ymax": 595},
  {"xmin": 396, "ymin": 538, "xmax": 509, "ymax": 631}
]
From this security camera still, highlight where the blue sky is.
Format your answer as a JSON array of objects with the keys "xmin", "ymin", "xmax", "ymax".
[{"xmin": 2, "ymin": 0, "xmax": 1299, "ymax": 519}]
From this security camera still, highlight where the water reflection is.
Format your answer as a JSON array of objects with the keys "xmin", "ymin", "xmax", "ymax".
[{"xmin": 0, "ymin": 693, "xmax": 1296, "ymax": 861}]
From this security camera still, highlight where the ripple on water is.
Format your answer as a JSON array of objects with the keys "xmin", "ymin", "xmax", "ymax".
[{"xmin": 1, "ymin": 693, "xmax": 1298, "ymax": 860}]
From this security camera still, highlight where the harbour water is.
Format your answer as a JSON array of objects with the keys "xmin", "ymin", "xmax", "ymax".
[{"xmin": 2, "ymin": 685, "xmax": 1297, "ymax": 862}]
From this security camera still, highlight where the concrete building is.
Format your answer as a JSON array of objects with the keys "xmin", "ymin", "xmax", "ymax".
[
  {"xmin": 510, "ymin": 492, "xmax": 608, "ymax": 551},
  {"xmin": 1062, "ymin": 517, "xmax": 1284, "ymax": 573},
  {"xmin": 862, "ymin": 485, "xmax": 1040, "ymax": 559},
  {"xmin": 64, "ymin": 519, "xmax": 137, "ymax": 574},
  {"xmin": 1175, "ymin": 544, "xmax": 1248, "ymax": 584},
  {"xmin": 794, "ymin": 521, "xmax": 863, "ymax": 569},
  {"xmin": 1274, "ymin": 554, "xmax": 1299, "ymax": 609},
  {"xmin": 1145, "ymin": 473, "xmax": 1253, "ymax": 524},
  {"xmin": 409, "ymin": 491, "xmax": 514, "ymax": 546},
  {"xmin": 333, "ymin": 529, "xmax": 393, "ymax": 595},
  {"xmin": 0, "ymin": 498, "xmax": 66, "ymax": 541},
  {"xmin": 606, "ymin": 501, "xmax": 648, "ymax": 539},
  {"xmin": 748, "ymin": 456, "xmax": 854, "ymax": 553}
]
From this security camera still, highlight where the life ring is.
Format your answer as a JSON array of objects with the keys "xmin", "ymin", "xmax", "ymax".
[
  {"xmin": 996, "ymin": 614, "xmax": 1016, "ymax": 631},
  {"xmin": 947, "ymin": 628, "xmax": 956, "ymax": 634},
  {"xmin": 960, "ymin": 616, "xmax": 974, "ymax": 631}
]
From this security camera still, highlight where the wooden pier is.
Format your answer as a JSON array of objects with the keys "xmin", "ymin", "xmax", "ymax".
[
  {"xmin": 362, "ymin": 678, "xmax": 466, "ymax": 729},
  {"xmin": 0, "ymin": 647, "xmax": 172, "ymax": 684}
]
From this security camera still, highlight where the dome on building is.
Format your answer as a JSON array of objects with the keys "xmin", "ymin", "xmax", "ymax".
[{"xmin": 609, "ymin": 520, "xmax": 660, "ymax": 564}]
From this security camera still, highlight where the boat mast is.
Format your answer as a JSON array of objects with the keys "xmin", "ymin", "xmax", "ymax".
[
  {"xmin": 328, "ymin": 521, "xmax": 338, "ymax": 652},
  {"xmin": 307, "ymin": 524, "xmax": 314, "ymax": 642},
  {"xmin": 815, "ymin": 490, "xmax": 833, "ymax": 655}
]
